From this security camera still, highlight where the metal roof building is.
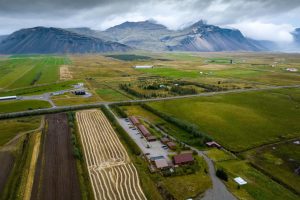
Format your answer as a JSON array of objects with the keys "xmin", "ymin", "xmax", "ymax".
[
  {"xmin": 137, "ymin": 125, "xmax": 151, "ymax": 137},
  {"xmin": 0, "ymin": 96, "xmax": 17, "ymax": 101},
  {"xmin": 129, "ymin": 116, "xmax": 140, "ymax": 125}
]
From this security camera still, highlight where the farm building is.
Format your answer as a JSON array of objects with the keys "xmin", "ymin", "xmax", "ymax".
[
  {"xmin": 129, "ymin": 116, "xmax": 140, "ymax": 125},
  {"xmin": 74, "ymin": 90, "xmax": 86, "ymax": 95},
  {"xmin": 167, "ymin": 142, "xmax": 177, "ymax": 150},
  {"xmin": 137, "ymin": 125, "xmax": 151, "ymax": 137},
  {"xmin": 134, "ymin": 65, "xmax": 154, "ymax": 69},
  {"xmin": 161, "ymin": 137, "xmax": 171, "ymax": 144},
  {"xmin": 173, "ymin": 153, "xmax": 194, "ymax": 165},
  {"xmin": 0, "ymin": 96, "xmax": 17, "ymax": 101},
  {"xmin": 154, "ymin": 159, "xmax": 169, "ymax": 170},
  {"xmin": 206, "ymin": 141, "xmax": 222, "ymax": 149},
  {"xmin": 146, "ymin": 135, "xmax": 157, "ymax": 142}
]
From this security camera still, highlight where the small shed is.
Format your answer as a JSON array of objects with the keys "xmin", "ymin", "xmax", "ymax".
[
  {"xmin": 161, "ymin": 137, "xmax": 171, "ymax": 144},
  {"xmin": 154, "ymin": 159, "xmax": 169, "ymax": 169},
  {"xmin": 173, "ymin": 153, "xmax": 194, "ymax": 165},
  {"xmin": 167, "ymin": 142, "xmax": 177, "ymax": 150},
  {"xmin": 234, "ymin": 177, "xmax": 247, "ymax": 185},
  {"xmin": 146, "ymin": 135, "xmax": 157, "ymax": 142},
  {"xmin": 206, "ymin": 141, "xmax": 221, "ymax": 149}
]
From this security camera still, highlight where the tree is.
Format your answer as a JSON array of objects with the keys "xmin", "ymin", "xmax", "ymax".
[{"xmin": 216, "ymin": 168, "xmax": 228, "ymax": 181}]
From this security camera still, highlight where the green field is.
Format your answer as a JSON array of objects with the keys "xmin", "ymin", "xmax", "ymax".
[
  {"xmin": 244, "ymin": 140, "xmax": 300, "ymax": 194},
  {"xmin": 137, "ymin": 67, "xmax": 200, "ymax": 78},
  {"xmin": 148, "ymin": 88, "xmax": 300, "ymax": 152},
  {"xmin": 0, "ymin": 116, "xmax": 41, "ymax": 146},
  {"xmin": 96, "ymin": 88, "xmax": 130, "ymax": 101},
  {"xmin": 0, "ymin": 56, "xmax": 67, "ymax": 90},
  {"xmin": 215, "ymin": 160, "xmax": 299, "ymax": 200},
  {"xmin": 105, "ymin": 54, "xmax": 152, "ymax": 61},
  {"xmin": 0, "ymin": 80, "xmax": 78, "ymax": 97},
  {"xmin": 0, "ymin": 100, "xmax": 51, "ymax": 114}
]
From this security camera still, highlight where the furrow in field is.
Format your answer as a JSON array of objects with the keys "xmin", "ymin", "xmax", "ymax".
[{"xmin": 76, "ymin": 109, "xmax": 146, "ymax": 200}]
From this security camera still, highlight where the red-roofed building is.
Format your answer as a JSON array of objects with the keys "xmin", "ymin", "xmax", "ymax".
[
  {"xmin": 137, "ymin": 125, "xmax": 151, "ymax": 137},
  {"xmin": 173, "ymin": 153, "xmax": 194, "ymax": 165},
  {"xmin": 129, "ymin": 116, "xmax": 140, "ymax": 125}
]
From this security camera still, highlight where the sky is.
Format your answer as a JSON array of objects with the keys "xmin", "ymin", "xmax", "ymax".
[{"xmin": 0, "ymin": 0, "xmax": 300, "ymax": 43}]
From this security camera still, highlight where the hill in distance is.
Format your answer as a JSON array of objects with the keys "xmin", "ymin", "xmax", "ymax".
[{"xmin": 0, "ymin": 27, "xmax": 132, "ymax": 54}]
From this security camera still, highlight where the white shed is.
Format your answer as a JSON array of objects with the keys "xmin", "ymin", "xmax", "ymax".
[{"xmin": 234, "ymin": 177, "xmax": 247, "ymax": 185}]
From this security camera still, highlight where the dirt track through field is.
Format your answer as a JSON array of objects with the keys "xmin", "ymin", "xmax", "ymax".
[
  {"xmin": 76, "ymin": 110, "xmax": 146, "ymax": 200},
  {"xmin": 31, "ymin": 113, "xmax": 81, "ymax": 200}
]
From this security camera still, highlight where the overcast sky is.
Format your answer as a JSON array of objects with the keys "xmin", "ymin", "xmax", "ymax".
[{"xmin": 1, "ymin": 0, "xmax": 300, "ymax": 43}]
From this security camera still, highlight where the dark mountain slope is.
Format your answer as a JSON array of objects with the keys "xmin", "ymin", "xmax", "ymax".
[{"xmin": 0, "ymin": 27, "xmax": 132, "ymax": 54}]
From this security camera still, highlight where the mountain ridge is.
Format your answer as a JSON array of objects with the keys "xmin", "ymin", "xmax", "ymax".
[{"xmin": 0, "ymin": 27, "xmax": 132, "ymax": 54}]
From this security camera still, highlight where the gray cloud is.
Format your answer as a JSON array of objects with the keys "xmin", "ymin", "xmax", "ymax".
[{"xmin": 0, "ymin": 0, "xmax": 300, "ymax": 42}]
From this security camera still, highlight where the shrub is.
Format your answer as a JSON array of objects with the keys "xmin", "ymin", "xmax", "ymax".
[{"xmin": 216, "ymin": 168, "xmax": 228, "ymax": 181}]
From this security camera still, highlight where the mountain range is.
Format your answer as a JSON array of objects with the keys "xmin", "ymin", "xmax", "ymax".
[{"xmin": 0, "ymin": 20, "xmax": 299, "ymax": 54}]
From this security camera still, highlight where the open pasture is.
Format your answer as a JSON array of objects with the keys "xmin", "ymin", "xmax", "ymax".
[
  {"xmin": 0, "ymin": 116, "xmax": 41, "ymax": 146},
  {"xmin": 244, "ymin": 139, "xmax": 300, "ymax": 194},
  {"xmin": 76, "ymin": 109, "xmax": 146, "ymax": 200},
  {"xmin": 0, "ymin": 56, "xmax": 67, "ymax": 90},
  {"xmin": 148, "ymin": 88, "xmax": 300, "ymax": 152}
]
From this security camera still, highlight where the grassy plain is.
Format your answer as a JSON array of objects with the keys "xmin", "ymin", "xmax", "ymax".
[
  {"xmin": 0, "ymin": 116, "xmax": 41, "ymax": 146},
  {"xmin": 215, "ymin": 160, "xmax": 299, "ymax": 200},
  {"xmin": 0, "ymin": 56, "xmax": 67, "ymax": 90},
  {"xmin": 148, "ymin": 88, "xmax": 300, "ymax": 152},
  {"xmin": 0, "ymin": 100, "xmax": 51, "ymax": 114},
  {"xmin": 244, "ymin": 140, "xmax": 300, "ymax": 194}
]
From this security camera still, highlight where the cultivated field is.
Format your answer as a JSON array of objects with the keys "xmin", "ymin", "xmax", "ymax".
[
  {"xmin": 76, "ymin": 109, "xmax": 146, "ymax": 200},
  {"xmin": 31, "ymin": 113, "xmax": 81, "ymax": 200}
]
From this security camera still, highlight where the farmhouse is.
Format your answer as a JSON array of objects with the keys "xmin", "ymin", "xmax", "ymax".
[
  {"xmin": 173, "ymin": 153, "xmax": 194, "ymax": 165},
  {"xmin": 129, "ymin": 116, "xmax": 140, "ymax": 125},
  {"xmin": 0, "ymin": 96, "xmax": 17, "ymax": 101},
  {"xmin": 206, "ymin": 141, "xmax": 222, "ymax": 149},
  {"xmin": 134, "ymin": 65, "xmax": 154, "ymax": 69}
]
